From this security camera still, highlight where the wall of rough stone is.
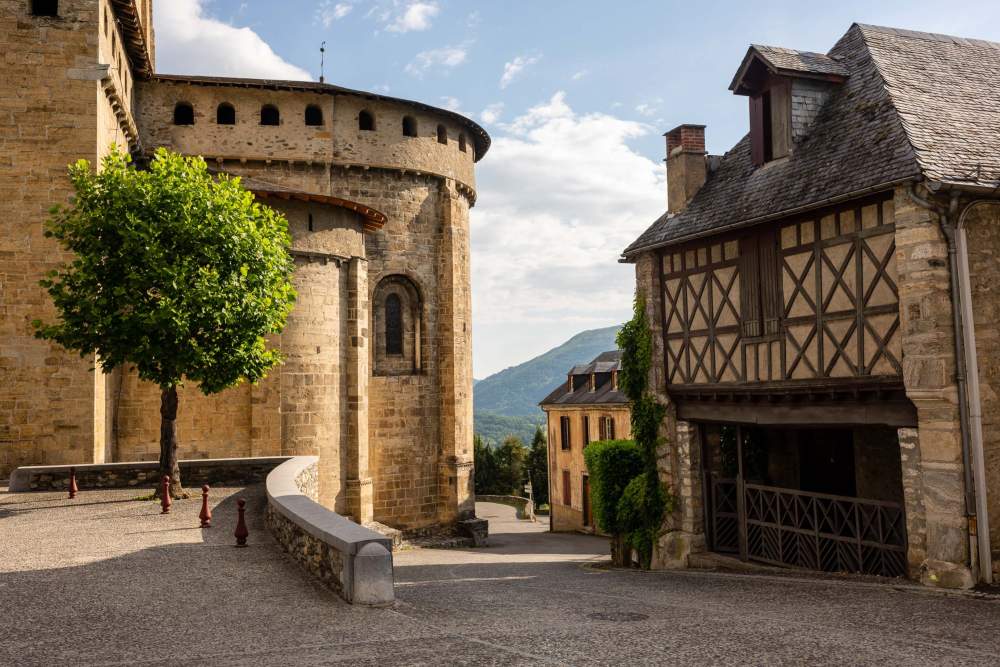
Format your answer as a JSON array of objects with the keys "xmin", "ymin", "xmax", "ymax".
[
  {"xmin": 963, "ymin": 201, "xmax": 1000, "ymax": 552},
  {"xmin": 0, "ymin": 0, "xmax": 138, "ymax": 478},
  {"xmin": 893, "ymin": 186, "xmax": 969, "ymax": 568},
  {"xmin": 135, "ymin": 79, "xmax": 478, "ymax": 189}
]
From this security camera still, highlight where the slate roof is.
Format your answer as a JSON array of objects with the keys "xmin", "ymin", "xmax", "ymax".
[
  {"xmin": 624, "ymin": 23, "xmax": 1000, "ymax": 257},
  {"xmin": 539, "ymin": 351, "xmax": 628, "ymax": 408},
  {"xmin": 729, "ymin": 45, "xmax": 848, "ymax": 91}
]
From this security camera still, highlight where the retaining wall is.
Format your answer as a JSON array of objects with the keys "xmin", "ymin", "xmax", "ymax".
[{"xmin": 477, "ymin": 494, "xmax": 535, "ymax": 521}]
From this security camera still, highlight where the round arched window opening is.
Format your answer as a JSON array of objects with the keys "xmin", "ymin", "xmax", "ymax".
[
  {"xmin": 216, "ymin": 103, "xmax": 235, "ymax": 125},
  {"xmin": 402, "ymin": 116, "xmax": 418, "ymax": 138},
  {"xmin": 305, "ymin": 105, "xmax": 323, "ymax": 126},
  {"xmin": 173, "ymin": 102, "xmax": 194, "ymax": 126},
  {"xmin": 260, "ymin": 104, "xmax": 280, "ymax": 126},
  {"xmin": 359, "ymin": 110, "xmax": 375, "ymax": 131}
]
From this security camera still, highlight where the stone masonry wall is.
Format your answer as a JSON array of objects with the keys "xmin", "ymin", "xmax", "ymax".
[
  {"xmin": 0, "ymin": 0, "xmax": 131, "ymax": 478},
  {"xmin": 963, "ymin": 201, "xmax": 1000, "ymax": 553},
  {"xmin": 893, "ymin": 186, "xmax": 969, "ymax": 568}
]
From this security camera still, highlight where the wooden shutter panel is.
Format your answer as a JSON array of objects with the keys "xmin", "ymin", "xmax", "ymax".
[
  {"xmin": 750, "ymin": 95, "xmax": 765, "ymax": 166},
  {"xmin": 739, "ymin": 236, "xmax": 762, "ymax": 338},
  {"xmin": 759, "ymin": 228, "xmax": 782, "ymax": 336}
]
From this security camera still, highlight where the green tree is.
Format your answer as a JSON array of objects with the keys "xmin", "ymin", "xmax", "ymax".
[
  {"xmin": 526, "ymin": 426, "xmax": 549, "ymax": 506},
  {"xmin": 495, "ymin": 435, "xmax": 529, "ymax": 495},
  {"xmin": 474, "ymin": 434, "xmax": 499, "ymax": 494},
  {"xmin": 34, "ymin": 148, "xmax": 296, "ymax": 497}
]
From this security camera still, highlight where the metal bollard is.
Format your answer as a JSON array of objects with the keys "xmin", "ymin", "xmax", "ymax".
[
  {"xmin": 160, "ymin": 475, "xmax": 172, "ymax": 514},
  {"xmin": 199, "ymin": 485, "xmax": 212, "ymax": 528},
  {"xmin": 234, "ymin": 498, "xmax": 248, "ymax": 547},
  {"xmin": 68, "ymin": 467, "xmax": 78, "ymax": 500}
]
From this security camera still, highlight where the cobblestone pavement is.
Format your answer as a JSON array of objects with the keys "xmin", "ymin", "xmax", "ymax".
[{"xmin": 3, "ymin": 489, "xmax": 1000, "ymax": 666}]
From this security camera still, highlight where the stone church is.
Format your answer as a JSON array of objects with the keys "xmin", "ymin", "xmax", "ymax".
[
  {"xmin": 0, "ymin": 0, "xmax": 488, "ymax": 531},
  {"xmin": 625, "ymin": 24, "xmax": 1000, "ymax": 587}
]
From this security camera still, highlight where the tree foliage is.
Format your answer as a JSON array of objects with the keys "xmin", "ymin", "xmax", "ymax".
[
  {"xmin": 526, "ymin": 426, "xmax": 549, "ymax": 506},
  {"xmin": 34, "ymin": 147, "xmax": 296, "ymax": 495},
  {"xmin": 583, "ymin": 439, "xmax": 643, "ymax": 535},
  {"xmin": 473, "ymin": 433, "xmax": 538, "ymax": 498}
]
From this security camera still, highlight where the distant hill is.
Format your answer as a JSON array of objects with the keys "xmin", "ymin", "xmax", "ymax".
[
  {"xmin": 473, "ymin": 412, "xmax": 545, "ymax": 447},
  {"xmin": 474, "ymin": 325, "xmax": 622, "ymax": 421}
]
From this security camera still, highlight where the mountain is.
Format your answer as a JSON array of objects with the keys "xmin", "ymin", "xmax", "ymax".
[{"xmin": 474, "ymin": 325, "xmax": 622, "ymax": 421}]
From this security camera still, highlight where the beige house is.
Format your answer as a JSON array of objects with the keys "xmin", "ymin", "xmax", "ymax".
[
  {"xmin": 624, "ymin": 24, "xmax": 1000, "ymax": 587},
  {"xmin": 540, "ymin": 351, "xmax": 632, "ymax": 532},
  {"xmin": 0, "ymin": 0, "xmax": 488, "ymax": 533}
]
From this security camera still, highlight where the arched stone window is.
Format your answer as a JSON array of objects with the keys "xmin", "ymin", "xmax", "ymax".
[
  {"xmin": 437, "ymin": 124, "xmax": 448, "ymax": 144},
  {"xmin": 216, "ymin": 103, "xmax": 236, "ymax": 125},
  {"xmin": 359, "ymin": 110, "xmax": 375, "ymax": 131},
  {"xmin": 372, "ymin": 275, "xmax": 423, "ymax": 376},
  {"xmin": 459, "ymin": 133, "xmax": 467, "ymax": 153},
  {"xmin": 385, "ymin": 294, "xmax": 403, "ymax": 355},
  {"xmin": 173, "ymin": 102, "xmax": 194, "ymax": 126},
  {"xmin": 402, "ymin": 116, "xmax": 417, "ymax": 138},
  {"xmin": 260, "ymin": 104, "xmax": 280, "ymax": 126},
  {"xmin": 304, "ymin": 105, "xmax": 323, "ymax": 126}
]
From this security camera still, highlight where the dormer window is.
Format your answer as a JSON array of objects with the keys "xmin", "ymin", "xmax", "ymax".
[{"xmin": 730, "ymin": 44, "xmax": 847, "ymax": 168}]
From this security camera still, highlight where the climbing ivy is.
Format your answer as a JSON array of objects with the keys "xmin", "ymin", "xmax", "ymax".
[{"xmin": 614, "ymin": 294, "xmax": 675, "ymax": 567}]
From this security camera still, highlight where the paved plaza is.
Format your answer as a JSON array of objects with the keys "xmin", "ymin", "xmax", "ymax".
[{"xmin": 2, "ymin": 487, "xmax": 1000, "ymax": 666}]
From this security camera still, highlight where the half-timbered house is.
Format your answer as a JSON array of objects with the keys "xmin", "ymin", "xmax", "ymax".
[{"xmin": 623, "ymin": 24, "xmax": 1000, "ymax": 587}]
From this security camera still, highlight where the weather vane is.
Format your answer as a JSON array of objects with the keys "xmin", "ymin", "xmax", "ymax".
[{"xmin": 320, "ymin": 41, "xmax": 326, "ymax": 84}]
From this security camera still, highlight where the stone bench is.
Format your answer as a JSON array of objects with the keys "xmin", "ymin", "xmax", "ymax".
[{"xmin": 265, "ymin": 456, "xmax": 394, "ymax": 606}]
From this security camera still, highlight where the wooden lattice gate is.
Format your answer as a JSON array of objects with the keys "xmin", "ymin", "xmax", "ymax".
[{"xmin": 707, "ymin": 478, "xmax": 908, "ymax": 578}]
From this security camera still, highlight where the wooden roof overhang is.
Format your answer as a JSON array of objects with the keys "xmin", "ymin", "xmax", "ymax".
[
  {"xmin": 729, "ymin": 46, "xmax": 848, "ymax": 96},
  {"xmin": 669, "ymin": 377, "xmax": 916, "ymax": 428},
  {"xmin": 110, "ymin": 0, "xmax": 153, "ymax": 78},
  {"xmin": 252, "ymin": 189, "xmax": 388, "ymax": 232}
]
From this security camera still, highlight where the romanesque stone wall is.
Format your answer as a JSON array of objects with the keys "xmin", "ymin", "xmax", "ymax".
[
  {"xmin": 963, "ymin": 202, "xmax": 1000, "ymax": 552},
  {"xmin": 135, "ymin": 79, "xmax": 478, "ymax": 189},
  {"xmin": 0, "ymin": 0, "xmax": 126, "ymax": 478}
]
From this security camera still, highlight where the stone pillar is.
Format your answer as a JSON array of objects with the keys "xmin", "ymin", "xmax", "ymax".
[
  {"xmin": 893, "ymin": 187, "xmax": 972, "ymax": 587},
  {"xmin": 436, "ymin": 179, "xmax": 475, "ymax": 523},
  {"xmin": 280, "ymin": 256, "xmax": 343, "ymax": 512},
  {"xmin": 898, "ymin": 427, "xmax": 928, "ymax": 573},
  {"xmin": 653, "ymin": 420, "xmax": 707, "ymax": 568},
  {"xmin": 345, "ymin": 257, "xmax": 373, "ymax": 524}
]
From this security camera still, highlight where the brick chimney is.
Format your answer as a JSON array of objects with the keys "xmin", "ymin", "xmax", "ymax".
[{"xmin": 664, "ymin": 124, "xmax": 707, "ymax": 214}]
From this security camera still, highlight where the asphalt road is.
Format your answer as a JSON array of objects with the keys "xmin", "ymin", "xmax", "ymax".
[{"xmin": 2, "ymin": 489, "xmax": 998, "ymax": 666}]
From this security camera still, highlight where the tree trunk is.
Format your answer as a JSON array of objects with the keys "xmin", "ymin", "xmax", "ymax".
[
  {"xmin": 611, "ymin": 534, "xmax": 627, "ymax": 567},
  {"xmin": 157, "ymin": 385, "xmax": 185, "ymax": 499}
]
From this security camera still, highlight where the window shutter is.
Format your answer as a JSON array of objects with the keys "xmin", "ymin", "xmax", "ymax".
[
  {"xmin": 562, "ymin": 470, "xmax": 572, "ymax": 506},
  {"xmin": 739, "ymin": 236, "xmax": 762, "ymax": 338},
  {"xmin": 750, "ymin": 95, "xmax": 765, "ymax": 166},
  {"xmin": 759, "ymin": 228, "xmax": 782, "ymax": 336}
]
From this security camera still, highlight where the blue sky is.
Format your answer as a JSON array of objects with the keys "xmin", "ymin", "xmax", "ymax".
[{"xmin": 155, "ymin": 0, "xmax": 1000, "ymax": 377}]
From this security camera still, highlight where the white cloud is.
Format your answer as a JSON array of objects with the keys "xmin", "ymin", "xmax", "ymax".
[
  {"xmin": 439, "ymin": 96, "xmax": 463, "ymax": 113},
  {"xmin": 404, "ymin": 44, "xmax": 469, "ymax": 77},
  {"xmin": 316, "ymin": 1, "xmax": 353, "ymax": 27},
  {"xmin": 500, "ymin": 54, "xmax": 540, "ymax": 89},
  {"xmin": 386, "ymin": 1, "xmax": 439, "ymax": 33},
  {"xmin": 480, "ymin": 103, "xmax": 504, "ymax": 125},
  {"xmin": 634, "ymin": 98, "xmax": 663, "ymax": 117},
  {"xmin": 154, "ymin": 0, "xmax": 311, "ymax": 80},
  {"xmin": 471, "ymin": 92, "xmax": 666, "ymax": 376},
  {"xmin": 571, "ymin": 69, "xmax": 589, "ymax": 81}
]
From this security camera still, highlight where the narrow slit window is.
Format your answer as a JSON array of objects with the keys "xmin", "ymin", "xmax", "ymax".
[
  {"xmin": 458, "ymin": 134, "xmax": 467, "ymax": 153},
  {"xmin": 437, "ymin": 124, "xmax": 448, "ymax": 144},
  {"xmin": 260, "ymin": 104, "xmax": 280, "ymax": 126},
  {"xmin": 173, "ymin": 102, "xmax": 194, "ymax": 126},
  {"xmin": 385, "ymin": 294, "xmax": 403, "ymax": 355},
  {"xmin": 560, "ymin": 416, "xmax": 571, "ymax": 451},
  {"xmin": 216, "ymin": 103, "xmax": 235, "ymax": 125}
]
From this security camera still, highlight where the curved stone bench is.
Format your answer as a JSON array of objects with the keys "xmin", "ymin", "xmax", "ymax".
[
  {"xmin": 265, "ymin": 456, "xmax": 394, "ymax": 606},
  {"xmin": 476, "ymin": 494, "xmax": 535, "ymax": 521}
]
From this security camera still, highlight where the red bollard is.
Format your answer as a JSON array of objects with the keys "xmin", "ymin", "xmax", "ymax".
[
  {"xmin": 199, "ymin": 485, "xmax": 212, "ymax": 528},
  {"xmin": 160, "ymin": 475, "xmax": 172, "ymax": 514},
  {"xmin": 234, "ymin": 498, "xmax": 248, "ymax": 547},
  {"xmin": 68, "ymin": 467, "xmax": 78, "ymax": 500}
]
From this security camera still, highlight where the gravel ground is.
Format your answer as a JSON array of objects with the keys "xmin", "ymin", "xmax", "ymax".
[{"xmin": 2, "ymin": 489, "xmax": 999, "ymax": 666}]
